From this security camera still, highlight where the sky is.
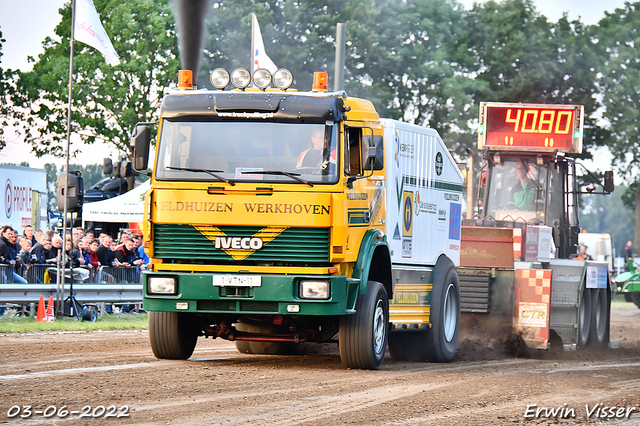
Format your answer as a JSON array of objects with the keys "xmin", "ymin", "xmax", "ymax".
[{"xmin": 0, "ymin": 0, "xmax": 630, "ymax": 170}]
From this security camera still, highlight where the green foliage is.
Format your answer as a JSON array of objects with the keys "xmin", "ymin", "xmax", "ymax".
[
  {"xmin": 462, "ymin": 0, "xmax": 604, "ymax": 157},
  {"xmin": 0, "ymin": 311, "xmax": 148, "ymax": 333},
  {"xmin": 9, "ymin": 0, "xmax": 179, "ymax": 159},
  {"xmin": 580, "ymin": 184, "xmax": 634, "ymax": 254},
  {"xmin": 594, "ymin": 3, "xmax": 640, "ymax": 175}
]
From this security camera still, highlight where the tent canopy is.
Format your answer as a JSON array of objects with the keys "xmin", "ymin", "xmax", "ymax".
[{"xmin": 82, "ymin": 180, "xmax": 150, "ymax": 223}]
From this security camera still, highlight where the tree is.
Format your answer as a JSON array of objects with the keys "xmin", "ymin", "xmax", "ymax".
[
  {"xmin": 595, "ymin": 2, "xmax": 640, "ymax": 253},
  {"xmin": 200, "ymin": 0, "xmax": 481, "ymax": 156},
  {"xmin": 0, "ymin": 28, "xmax": 17, "ymax": 149},
  {"xmin": 9, "ymin": 0, "xmax": 180, "ymax": 159},
  {"xmin": 461, "ymin": 0, "xmax": 604, "ymax": 156}
]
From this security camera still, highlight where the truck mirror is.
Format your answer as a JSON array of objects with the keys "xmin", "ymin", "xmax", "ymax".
[
  {"xmin": 57, "ymin": 171, "xmax": 84, "ymax": 213},
  {"xmin": 120, "ymin": 160, "xmax": 132, "ymax": 178},
  {"xmin": 103, "ymin": 158, "xmax": 113, "ymax": 175},
  {"xmin": 113, "ymin": 161, "xmax": 121, "ymax": 178},
  {"xmin": 457, "ymin": 163, "xmax": 468, "ymax": 188},
  {"xmin": 132, "ymin": 125, "xmax": 151, "ymax": 171},
  {"xmin": 604, "ymin": 171, "xmax": 614, "ymax": 193},
  {"xmin": 362, "ymin": 134, "xmax": 384, "ymax": 171}
]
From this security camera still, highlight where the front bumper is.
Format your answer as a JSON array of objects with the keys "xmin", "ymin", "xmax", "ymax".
[{"xmin": 143, "ymin": 271, "xmax": 358, "ymax": 316}]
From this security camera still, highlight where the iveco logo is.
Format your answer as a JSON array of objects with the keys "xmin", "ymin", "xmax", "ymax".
[{"xmin": 214, "ymin": 237, "xmax": 263, "ymax": 250}]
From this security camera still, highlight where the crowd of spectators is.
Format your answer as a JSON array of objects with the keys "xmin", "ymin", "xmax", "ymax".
[{"xmin": 0, "ymin": 224, "xmax": 149, "ymax": 283}]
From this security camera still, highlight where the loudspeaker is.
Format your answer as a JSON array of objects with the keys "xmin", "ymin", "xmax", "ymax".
[{"xmin": 57, "ymin": 171, "xmax": 84, "ymax": 212}]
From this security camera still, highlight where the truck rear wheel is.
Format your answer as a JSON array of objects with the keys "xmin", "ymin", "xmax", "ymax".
[
  {"xmin": 631, "ymin": 293, "xmax": 640, "ymax": 309},
  {"xmin": 149, "ymin": 311, "xmax": 198, "ymax": 360},
  {"xmin": 588, "ymin": 288, "xmax": 609, "ymax": 347},
  {"xmin": 424, "ymin": 267, "xmax": 460, "ymax": 362},
  {"xmin": 234, "ymin": 322, "xmax": 299, "ymax": 355},
  {"xmin": 577, "ymin": 282, "xmax": 592, "ymax": 348},
  {"xmin": 339, "ymin": 281, "xmax": 388, "ymax": 369}
]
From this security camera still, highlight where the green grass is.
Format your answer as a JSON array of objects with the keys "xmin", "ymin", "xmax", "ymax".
[{"xmin": 0, "ymin": 310, "xmax": 148, "ymax": 334}]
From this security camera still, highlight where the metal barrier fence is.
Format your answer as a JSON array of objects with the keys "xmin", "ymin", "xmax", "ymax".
[{"xmin": 0, "ymin": 264, "xmax": 144, "ymax": 307}]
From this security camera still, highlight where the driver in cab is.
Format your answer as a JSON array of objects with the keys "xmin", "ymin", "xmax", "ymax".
[
  {"xmin": 296, "ymin": 131, "xmax": 336, "ymax": 173},
  {"xmin": 511, "ymin": 162, "xmax": 537, "ymax": 210}
]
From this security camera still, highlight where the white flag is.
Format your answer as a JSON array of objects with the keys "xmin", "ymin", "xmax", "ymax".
[
  {"xmin": 74, "ymin": 0, "xmax": 120, "ymax": 66},
  {"xmin": 251, "ymin": 14, "xmax": 277, "ymax": 74}
]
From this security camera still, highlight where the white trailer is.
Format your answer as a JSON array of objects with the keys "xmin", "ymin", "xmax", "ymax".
[{"xmin": 0, "ymin": 165, "xmax": 48, "ymax": 233}]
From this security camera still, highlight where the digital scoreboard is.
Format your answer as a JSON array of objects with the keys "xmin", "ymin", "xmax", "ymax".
[{"xmin": 477, "ymin": 102, "xmax": 584, "ymax": 154}]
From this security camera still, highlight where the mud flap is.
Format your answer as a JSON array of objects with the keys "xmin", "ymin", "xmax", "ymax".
[{"xmin": 513, "ymin": 269, "xmax": 552, "ymax": 349}]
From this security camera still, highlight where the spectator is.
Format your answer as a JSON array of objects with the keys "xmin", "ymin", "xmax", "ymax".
[
  {"xmin": 115, "ymin": 238, "xmax": 138, "ymax": 267},
  {"xmin": 84, "ymin": 239, "xmax": 101, "ymax": 268},
  {"xmin": 97, "ymin": 235, "xmax": 116, "ymax": 267},
  {"xmin": 86, "ymin": 230, "xmax": 95, "ymax": 240},
  {"xmin": 0, "ymin": 225, "xmax": 27, "ymax": 283},
  {"xmin": 45, "ymin": 236, "xmax": 63, "ymax": 265},
  {"xmin": 131, "ymin": 234, "xmax": 148, "ymax": 269},
  {"xmin": 64, "ymin": 239, "xmax": 84, "ymax": 268},
  {"xmin": 8, "ymin": 229, "xmax": 25, "ymax": 275},
  {"xmin": 18, "ymin": 238, "xmax": 32, "ymax": 265},
  {"xmin": 23, "ymin": 225, "xmax": 37, "ymax": 246},
  {"xmin": 79, "ymin": 236, "xmax": 92, "ymax": 259},
  {"xmin": 624, "ymin": 240, "xmax": 634, "ymax": 272},
  {"xmin": 30, "ymin": 235, "xmax": 49, "ymax": 264}
]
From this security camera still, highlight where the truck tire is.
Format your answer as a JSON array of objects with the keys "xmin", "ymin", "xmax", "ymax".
[
  {"xmin": 588, "ymin": 288, "xmax": 609, "ymax": 348},
  {"xmin": 631, "ymin": 293, "xmax": 640, "ymax": 309},
  {"xmin": 339, "ymin": 281, "xmax": 388, "ymax": 369},
  {"xmin": 149, "ymin": 311, "xmax": 198, "ymax": 360},
  {"xmin": 577, "ymin": 281, "xmax": 592, "ymax": 348},
  {"xmin": 424, "ymin": 267, "xmax": 460, "ymax": 362},
  {"xmin": 234, "ymin": 322, "xmax": 298, "ymax": 355}
]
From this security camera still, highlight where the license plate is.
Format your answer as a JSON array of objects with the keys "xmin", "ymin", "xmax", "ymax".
[{"xmin": 213, "ymin": 275, "xmax": 262, "ymax": 287}]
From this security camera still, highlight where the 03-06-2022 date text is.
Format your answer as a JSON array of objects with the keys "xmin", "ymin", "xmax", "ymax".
[{"xmin": 6, "ymin": 405, "xmax": 130, "ymax": 419}]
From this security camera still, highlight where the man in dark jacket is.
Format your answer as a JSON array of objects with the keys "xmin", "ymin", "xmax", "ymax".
[
  {"xmin": 0, "ymin": 225, "xmax": 27, "ymax": 283},
  {"xmin": 97, "ymin": 235, "xmax": 116, "ymax": 267}
]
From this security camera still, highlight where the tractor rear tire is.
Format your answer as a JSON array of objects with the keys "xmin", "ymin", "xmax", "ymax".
[
  {"xmin": 149, "ymin": 311, "xmax": 198, "ymax": 360},
  {"xmin": 588, "ymin": 288, "xmax": 610, "ymax": 348},
  {"xmin": 577, "ymin": 281, "xmax": 592, "ymax": 348},
  {"xmin": 631, "ymin": 293, "xmax": 640, "ymax": 309},
  {"xmin": 339, "ymin": 281, "xmax": 389, "ymax": 369}
]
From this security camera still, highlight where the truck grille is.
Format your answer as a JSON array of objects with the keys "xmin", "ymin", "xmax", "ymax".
[{"xmin": 153, "ymin": 224, "xmax": 330, "ymax": 264}]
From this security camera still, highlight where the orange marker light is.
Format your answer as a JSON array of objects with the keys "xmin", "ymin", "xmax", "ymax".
[
  {"xmin": 312, "ymin": 72, "xmax": 328, "ymax": 92},
  {"xmin": 178, "ymin": 70, "xmax": 193, "ymax": 89}
]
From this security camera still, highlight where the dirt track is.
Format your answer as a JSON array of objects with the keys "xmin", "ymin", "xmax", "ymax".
[{"xmin": 1, "ymin": 303, "xmax": 639, "ymax": 425}]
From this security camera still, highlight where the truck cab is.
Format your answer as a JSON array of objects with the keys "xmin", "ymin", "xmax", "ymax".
[{"xmin": 133, "ymin": 69, "xmax": 463, "ymax": 369}]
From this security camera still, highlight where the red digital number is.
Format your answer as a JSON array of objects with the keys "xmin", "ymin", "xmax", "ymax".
[
  {"xmin": 521, "ymin": 109, "xmax": 539, "ymax": 133},
  {"xmin": 538, "ymin": 110, "xmax": 555, "ymax": 133},
  {"xmin": 505, "ymin": 109, "xmax": 521, "ymax": 132},
  {"xmin": 555, "ymin": 111, "xmax": 573, "ymax": 134}
]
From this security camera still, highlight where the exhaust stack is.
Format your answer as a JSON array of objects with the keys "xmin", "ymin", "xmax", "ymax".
[{"xmin": 171, "ymin": 0, "xmax": 212, "ymax": 82}]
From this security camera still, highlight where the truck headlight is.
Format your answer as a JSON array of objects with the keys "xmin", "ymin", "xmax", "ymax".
[
  {"xmin": 300, "ymin": 280, "xmax": 330, "ymax": 299},
  {"xmin": 148, "ymin": 276, "xmax": 177, "ymax": 295}
]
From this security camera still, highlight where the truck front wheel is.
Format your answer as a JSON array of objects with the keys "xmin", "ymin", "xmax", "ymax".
[
  {"xmin": 149, "ymin": 311, "xmax": 198, "ymax": 360},
  {"xmin": 339, "ymin": 281, "xmax": 389, "ymax": 370}
]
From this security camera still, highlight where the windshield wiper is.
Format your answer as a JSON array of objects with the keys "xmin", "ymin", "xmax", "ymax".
[
  {"xmin": 167, "ymin": 166, "xmax": 236, "ymax": 186},
  {"xmin": 250, "ymin": 170, "xmax": 313, "ymax": 187}
]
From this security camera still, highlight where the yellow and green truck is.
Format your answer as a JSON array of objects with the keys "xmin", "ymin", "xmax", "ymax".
[{"xmin": 133, "ymin": 68, "xmax": 464, "ymax": 369}]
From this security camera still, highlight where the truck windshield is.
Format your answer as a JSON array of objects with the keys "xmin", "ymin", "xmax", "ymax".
[
  {"xmin": 484, "ymin": 158, "xmax": 549, "ymax": 223},
  {"xmin": 155, "ymin": 120, "xmax": 339, "ymax": 184}
]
